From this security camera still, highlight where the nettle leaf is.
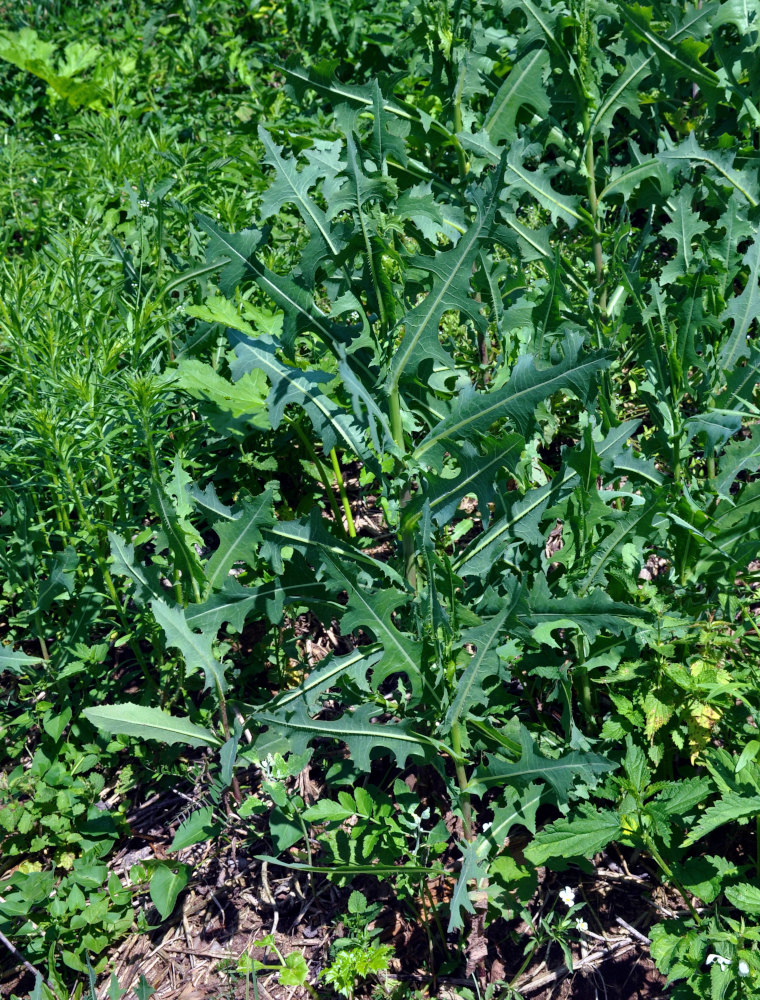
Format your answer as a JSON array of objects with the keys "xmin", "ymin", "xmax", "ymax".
[
  {"xmin": 414, "ymin": 333, "xmax": 613, "ymax": 465},
  {"xmin": 83, "ymin": 704, "xmax": 219, "ymax": 748},
  {"xmin": 525, "ymin": 807, "xmax": 621, "ymax": 866},
  {"xmin": 386, "ymin": 153, "xmax": 506, "ymax": 389},
  {"xmin": 250, "ymin": 702, "xmax": 432, "ymax": 771},
  {"xmin": 719, "ymin": 235, "xmax": 760, "ymax": 372},
  {"xmin": 724, "ymin": 883, "xmax": 760, "ymax": 915},
  {"xmin": 151, "ymin": 599, "xmax": 228, "ymax": 696},
  {"xmin": 483, "ymin": 45, "xmax": 551, "ymax": 143},
  {"xmin": 228, "ymin": 331, "xmax": 371, "ymax": 461},
  {"xmin": 471, "ymin": 725, "xmax": 616, "ymax": 803},
  {"xmin": 175, "ymin": 358, "xmax": 269, "ymax": 428},
  {"xmin": 321, "ymin": 554, "xmax": 423, "ymax": 698},
  {"xmin": 203, "ymin": 490, "xmax": 274, "ymax": 592},
  {"xmin": 519, "ymin": 578, "xmax": 651, "ymax": 646},
  {"xmin": 683, "ymin": 791, "xmax": 760, "ymax": 846}
]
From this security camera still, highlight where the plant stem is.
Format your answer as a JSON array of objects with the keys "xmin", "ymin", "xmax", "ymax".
[
  {"xmin": 330, "ymin": 447, "xmax": 356, "ymax": 538},
  {"xmin": 450, "ymin": 720, "xmax": 473, "ymax": 840},
  {"xmin": 389, "ymin": 388, "xmax": 417, "ymax": 588},
  {"xmin": 291, "ymin": 420, "xmax": 348, "ymax": 539}
]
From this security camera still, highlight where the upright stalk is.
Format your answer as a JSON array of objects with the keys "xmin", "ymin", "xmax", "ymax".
[{"xmin": 389, "ymin": 387, "xmax": 417, "ymax": 588}]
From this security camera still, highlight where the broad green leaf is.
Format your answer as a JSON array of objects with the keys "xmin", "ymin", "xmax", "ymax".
[
  {"xmin": 447, "ymin": 840, "xmax": 490, "ymax": 933},
  {"xmin": 475, "ymin": 783, "xmax": 543, "ymax": 860},
  {"xmin": 258, "ymin": 126, "xmax": 346, "ymax": 279},
  {"xmin": 618, "ymin": 3, "xmax": 721, "ymax": 92},
  {"xmin": 501, "ymin": 138, "xmax": 584, "ymax": 228},
  {"xmin": 228, "ymin": 332, "xmax": 370, "ymax": 460},
  {"xmin": 725, "ymin": 883, "xmax": 760, "ymax": 915},
  {"xmin": 405, "ymin": 435, "xmax": 524, "ymax": 529},
  {"xmin": 454, "ymin": 420, "xmax": 644, "ymax": 575},
  {"xmin": 658, "ymin": 133, "xmax": 759, "ymax": 208},
  {"xmin": 322, "ymin": 554, "xmax": 423, "ymax": 697},
  {"xmin": 444, "ymin": 606, "xmax": 513, "ymax": 736},
  {"xmin": 262, "ymin": 508, "xmax": 405, "ymax": 586},
  {"xmin": 149, "ymin": 863, "xmax": 190, "ymax": 920},
  {"xmin": 659, "ymin": 187, "xmax": 709, "ymax": 284},
  {"xmin": 83, "ymin": 704, "xmax": 219, "ymax": 748},
  {"xmin": 36, "ymin": 546, "xmax": 77, "ymax": 613},
  {"xmin": 525, "ymin": 808, "xmax": 621, "ymax": 865},
  {"xmin": 471, "ymin": 726, "xmax": 616, "ymax": 803},
  {"xmin": 720, "ymin": 236, "xmax": 760, "ymax": 372},
  {"xmin": 520, "ymin": 578, "xmax": 651, "ymax": 645},
  {"xmin": 151, "ymin": 599, "xmax": 228, "ymax": 696}
]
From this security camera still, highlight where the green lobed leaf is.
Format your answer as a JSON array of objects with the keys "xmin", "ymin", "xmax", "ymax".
[
  {"xmin": 415, "ymin": 333, "xmax": 613, "ymax": 465},
  {"xmin": 203, "ymin": 490, "xmax": 274, "ymax": 592},
  {"xmin": 151, "ymin": 599, "xmax": 228, "ymax": 696},
  {"xmin": 249, "ymin": 702, "xmax": 433, "ymax": 771},
  {"xmin": 386, "ymin": 152, "xmax": 507, "ymax": 389}
]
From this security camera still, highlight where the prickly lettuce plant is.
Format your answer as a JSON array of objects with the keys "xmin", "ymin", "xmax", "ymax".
[{"xmin": 19, "ymin": 0, "xmax": 760, "ymax": 993}]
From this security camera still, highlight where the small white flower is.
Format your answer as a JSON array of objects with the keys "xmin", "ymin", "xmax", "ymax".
[
  {"xmin": 53, "ymin": 133, "xmax": 61, "ymax": 141},
  {"xmin": 31, "ymin": 177, "xmax": 37, "ymax": 184},
  {"xmin": 738, "ymin": 960, "xmax": 750, "ymax": 977},
  {"xmin": 706, "ymin": 954, "xmax": 731, "ymax": 969},
  {"xmin": 138, "ymin": 198, "xmax": 150, "ymax": 209},
  {"xmin": 559, "ymin": 886, "xmax": 576, "ymax": 907},
  {"xmin": 576, "ymin": 918, "xmax": 588, "ymax": 932}
]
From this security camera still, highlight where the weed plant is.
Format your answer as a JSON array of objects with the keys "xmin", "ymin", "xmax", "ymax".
[{"xmin": 2, "ymin": 2, "xmax": 760, "ymax": 999}]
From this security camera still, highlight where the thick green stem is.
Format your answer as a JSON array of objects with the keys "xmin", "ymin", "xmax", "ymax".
[
  {"xmin": 450, "ymin": 720, "xmax": 473, "ymax": 841},
  {"xmin": 330, "ymin": 448, "xmax": 356, "ymax": 538},
  {"xmin": 389, "ymin": 388, "xmax": 417, "ymax": 588}
]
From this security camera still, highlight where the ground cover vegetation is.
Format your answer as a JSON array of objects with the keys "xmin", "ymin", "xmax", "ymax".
[{"xmin": 1, "ymin": 0, "xmax": 760, "ymax": 997}]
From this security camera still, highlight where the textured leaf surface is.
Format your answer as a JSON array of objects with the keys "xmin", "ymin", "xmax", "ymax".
[{"xmin": 525, "ymin": 809, "xmax": 621, "ymax": 865}]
